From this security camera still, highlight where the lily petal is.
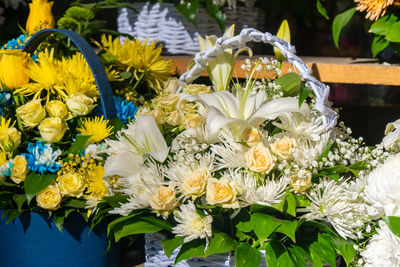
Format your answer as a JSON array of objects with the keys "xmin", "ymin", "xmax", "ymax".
[{"xmin": 104, "ymin": 150, "xmax": 141, "ymax": 177}]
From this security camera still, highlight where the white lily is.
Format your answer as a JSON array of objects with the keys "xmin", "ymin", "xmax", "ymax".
[
  {"xmin": 382, "ymin": 119, "xmax": 400, "ymax": 150},
  {"xmin": 104, "ymin": 114, "xmax": 169, "ymax": 177},
  {"xmin": 180, "ymin": 90, "xmax": 308, "ymax": 136}
]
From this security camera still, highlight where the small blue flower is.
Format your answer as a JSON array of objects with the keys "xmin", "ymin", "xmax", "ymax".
[
  {"xmin": 114, "ymin": 96, "xmax": 139, "ymax": 124},
  {"xmin": 0, "ymin": 161, "xmax": 13, "ymax": 177},
  {"xmin": 3, "ymin": 34, "xmax": 30, "ymax": 50},
  {"xmin": 22, "ymin": 141, "xmax": 62, "ymax": 174},
  {"xmin": 0, "ymin": 92, "xmax": 12, "ymax": 116}
]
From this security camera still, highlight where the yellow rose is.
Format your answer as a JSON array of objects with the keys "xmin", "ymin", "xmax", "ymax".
[
  {"xmin": 10, "ymin": 155, "xmax": 29, "ymax": 184},
  {"xmin": 163, "ymin": 78, "xmax": 180, "ymax": 94},
  {"xmin": 148, "ymin": 109, "xmax": 167, "ymax": 125},
  {"xmin": 0, "ymin": 127, "xmax": 21, "ymax": 151},
  {"xmin": 246, "ymin": 143, "xmax": 275, "ymax": 174},
  {"xmin": 66, "ymin": 93, "xmax": 96, "ymax": 116},
  {"xmin": 182, "ymin": 168, "xmax": 210, "ymax": 198},
  {"xmin": 38, "ymin": 117, "xmax": 68, "ymax": 143},
  {"xmin": 290, "ymin": 170, "xmax": 312, "ymax": 194},
  {"xmin": 242, "ymin": 127, "xmax": 263, "ymax": 147},
  {"xmin": 183, "ymin": 84, "xmax": 212, "ymax": 94},
  {"xmin": 149, "ymin": 185, "xmax": 177, "ymax": 211},
  {"xmin": 166, "ymin": 110, "xmax": 185, "ymax": 126},
  {"xmin": 46, "ymin": 100, "xmax": 69, "ymax": 120},
  {"xmin": 270, "ymin": 136, "xmax": 296, "ymax": 160},
  {"xmin": 184, "ymin": 114, "xmax": 205, "ymax": 129},
  {"xmin": 0, "ymin": 50, "xmax": 29, "ymax": 89},
  {"xmin": 26, "ymin": 0, "xmax": 55, "ymax": 34},
  {"xmin": 57, "ymin": 172, "xmax": 86, "ymax": 197},
  {"xmin": 206, "ymin": 177, "xmax": 241, "ymax": 208},
  {"xmin": 16, "ymin": 100, "xmax": 46, "ymax": 127},
  {"xmin": 36, "ymin": 185, "xmax": 62, "ymax": 210},
  {"xmin": 158, "ymin": 94, "xmax": 180, "ymax": 109}
]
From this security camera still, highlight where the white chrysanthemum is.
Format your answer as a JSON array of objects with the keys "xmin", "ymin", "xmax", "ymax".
[
  {"xmin": 84, "ymin": 143, "xmax": 108, "ymax": 161},
  {"xmin": 300, "ymin": 179, "xmax": 369, "ymax": 239},
  {"xmin": 168, "ymin": 153, "xmax": 216, "ymax": 199},
  {"xmin": 291, "ymin": 132, "xmax": 330, "ymax": 168},
  {"xmin": 171, "ymin": 125, "xmax": 219, "ymax": 153},
  {"xmin": 361, "ymin": 220, "xmax": 400, "ymax": 267},
  {"xmin": 211, "ymin": 131, "xmax": 247, "ymax": 169},
  {"xmin": 364, "ymin": 154, "xmax": 400, "ymax": 217},
  {"xmin": 172, "ymin": 201, "xmax": 213, "ymax": 243},
  {"xmin": 229, "ymin": 169, "xmax": 288, "ymax": 207}
]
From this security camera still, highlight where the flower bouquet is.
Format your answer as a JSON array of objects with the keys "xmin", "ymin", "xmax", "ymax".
[{"xmin": 105, "ymin": 28, "xmax": 386, "ymax": 266}]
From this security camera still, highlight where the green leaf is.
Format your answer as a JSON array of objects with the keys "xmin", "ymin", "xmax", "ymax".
[
  {"xmin": 24, "ymin": 172, "xmax": 57, "ymax": 204},
  {"xmin": 317, "ymin": 140, "xmax": 332, "ymax": 161},
  {"xmin": 274, "ymin": 20, "xmax": 291, "ymax": 62},
  {"xmin": 120, "ymin": 71, "xmax": 132, "ymax": 79},
  {"xmin": 235, "ymin": 243, "xmax": 261, "ymax": 267},
  {"xmin": 385, "ymin": 21, "xmax": 400, "ymax": 42},
  {"xmin": 161, "ymin": 236, "xmax": 185, "ymax": 259},
  {"xmin": 205, "ymin": 232, "xmax": 237, "ymax": 256},
  {"xmin": 65, "ymin": 135, "xmax": 91, "ymax": 156},
  {"xmin": 275, "ymin": 72, "xmax": 302, "ymax": 97},
  {"xmin": 332, "ymin": 7, "xmax": 357, "ymax": 48},
  {"xmin": 12, "ymin": 194, "xmax": 26, "ymax": 212},
  {"xmin": 370, "ymin": 14, "xmax": 398, "ymax": 36},
  {"xmin": 175, "ymin": 0, "xmax": 199, "ymax": 26},
  {"xmin": 204, "ymin": 0, "xmax": 225, "ymax": 30},
  {"xmin": 316, "ymin": 0, "xmax": 329, "ymax": 20},
  {"xmin": 236, "ymin": 219, "xmax": 253, "ymax": 233},
  {"xmin": 371, "ymin": 35, "xmax": 390, "ymax": 57},
  {"xmin": 287, "ymin": 246, "xmax": 308, "ymax": 267},
  {"xmin": 309, "ymin": 234, "xmax": 337, "ymax": 267},
  {"xmin": 3, "ymin": 209, "xmax": 19, "ymax": 224},
  {"xmin": 294, "ymin": 195, "xmax": 311, "ymax": 207},
  {"xmin": 299, "ymin": 84, "xmax": 313, "ymax": 108},
  {"xmin": 108, "ymin": 118, "xmax": 124, "ymax": 134},
  {"xmin": 286, "ymin": 191, "xmax": 297, "ymax": 217},
  {"xmin": 107, "ymin": 211, "xmax": 143, "ymax": 236},
  {"xmin": 384, "ymin": 216, "xmax": 400, "ymax": 238},
  {"xmin": 139, "ymin": 215, "xmax": 172, "ymax": 231},
  {"xmin": 330, "ymin": 234, "xmax": 356, "ymax": 266},
  {"xmin": 103, "ymin": 194, "xmax": 129, "ymax": 208},
  {"xmin": 175, "ymin": 239, "xmax": 205, "ymax": 264},
  {"xmin": 265, "ymin": 240, "xmax": 294, "ymax": 267},
  {"xmin": 276, "ymin": 220, "xmax": 299, "ymax": 242},
  {"xmin": 251, "ymin": 213, "xmax": 282, "ymax": 241},
  {"xmin": 0, "ymin": 180, "xmax": 18, "ymax": 187},
  {"xmin": 114, "ymin": 219, "xmax": 162, "ymax": 242},
  {"xmin": 64, "ymin": 198, "xmax": 87, "ymax": 208}
]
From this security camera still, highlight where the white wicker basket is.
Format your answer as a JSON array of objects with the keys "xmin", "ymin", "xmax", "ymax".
[{"xmin": 117, "ymin": 2, "xmax": 265, "ymax": 55}]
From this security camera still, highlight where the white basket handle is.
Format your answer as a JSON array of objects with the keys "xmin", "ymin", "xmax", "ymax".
[{"xmin": 177, "ymin": 28, "xmax": 337, "ymax": 128}]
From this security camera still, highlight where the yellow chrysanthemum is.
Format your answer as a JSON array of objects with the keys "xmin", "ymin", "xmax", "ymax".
[
  {"xmin": 0, "ymin": 147, "xmax": 7, "ymax": 166},
  {"xmin": 100, "ymin": 35, "xmax": 173, "ymax": 93},
  {"xmin": 15, "ymin": 49, "xmax": 66, "ymax": 101},
  {"xmin": 86, "ymin": 164, "xmax": 107, "ymax": 199},
  {"xmin": 77, "ymin": 116, "xmax": 113, "ymax": 143},
  {"xmin": 355, "ymin": 0, "xmax": 400, "ymax": 20},
  {"xmin": 0, "ymin": 117, "xmax": 13, "ymax": 133}
]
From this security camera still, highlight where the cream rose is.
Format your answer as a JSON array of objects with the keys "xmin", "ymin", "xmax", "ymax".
[
  {"xmin": 158, "ymin": 94, "xmax": 180, "ymax": 109},
  {"xmin": 57, "ymin": 172, "xmax": 86, "ymax": 197},
  {"xmin": 166, "ymin": 110, "xmax": 185, "ymax": 126},
  {"xmin": 16, "ymin": 99, "xmax": 46, "ymax": 127},
  {"xmin": 184, "ymin": 114, "xmax": 205, "ymax": 129},
  {"xmin": 246, "ymin": 143, "xmax": 275, "ymax": 174},
  {"xmin": 38, "ymin": 117, "xmax": 68, "ymax": 143},
  {"xmin": 36, "ymin": 185, "xmax": 62, "ymax": 210},
  {"xmin": 182, "ymin": 168, "xmax": 209, "ymax": 198},
  {"xmin": 46, "ymin": 100, "xmax": 69, "ymax": 120},
  {"xmin": 270, "ymin": 136, "xmax": 296, "ymax": 160},
  {"xmin": 163, "ymin": 78, "xmax": 180, "ymax": 94},
  {"xmin": 66, "ymin": 93, "xmax": 96, "ymax": 116},
  {"xmin": 10, "ymin": 155, "xmax": 29, "ymax": 184},
  {"xmin": 206, "ymin": 177, "xmax": 241, "ymax": 208},
  {"xmin": 149, "ymin": 185, "xmax": 178, "ymax": 211},
  {"xmin": 0, "ymin": 127, "xmax": 21, "ymax": 150},
  {"xmin": 183, "ymin": 84, "xmax": 212, "ymax": 94},
  {"xmin": 242, "ymin": 127, "xmax": 263, "ymax": 147}
]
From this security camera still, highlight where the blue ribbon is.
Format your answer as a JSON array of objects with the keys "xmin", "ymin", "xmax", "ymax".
[{"xmin": 23, "ymin": 29, "xmax": 117, "ymax": 119}]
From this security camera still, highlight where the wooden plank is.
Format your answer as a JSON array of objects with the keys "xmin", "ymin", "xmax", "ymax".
[{"xmin": 166, "ymin": 55, "xmax": 400, "ymax": 86}]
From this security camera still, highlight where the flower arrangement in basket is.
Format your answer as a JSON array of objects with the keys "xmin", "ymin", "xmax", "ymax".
[
  {"xmin": 0, "ymin": 0, "xmax": 174, "ymax": 233},
  {"xmin": 104, "ymin": 28, "xmax": 390, "ymax": 266}
]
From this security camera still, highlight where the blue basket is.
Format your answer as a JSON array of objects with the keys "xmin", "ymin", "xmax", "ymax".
[{"xmin": 0, "ymin": 211, "xmax": 119, "ymax": 267}]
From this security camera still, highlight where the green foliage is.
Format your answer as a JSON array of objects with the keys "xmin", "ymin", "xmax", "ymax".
[
  {"xmin": 63, "ymin": 135, "xmax": 91, "ymax": 156},
  {"xmin": 235, "ymin": 243, "xmax": 261, "ymax": 267},
  {"xmin": 176, "ymin": 0, "xmax": 199, "ymax": 26},
  {"xmin": 24, "ymin": 172, "xmax": 57, "ymax": 204},
  {"xmin": 204, "ymin": 0, "xmax": 225, "ymax": 30},
  {"xmin": 205, "ymin": 233, "xmax": 238, "ymax": 256},
  {"xmin": 265, "ymin": 240, "xmax": 294, "ymax": 267},
  {"xmin": 332, "ymin": 7, "xmax": 357, "ymax": 48},
  {"xmin": 175, "ymin": 239, "xmax": 206, "ymax": 264},
  {"xmin": 298, "ymin": 84, "xmax": 313, "ymax": 108},
  {"xmin": 161, "ymin": 236, "xmax": 185, "ymax": 259},
  {"xmin": 275, "ymin": 72, "xmax": 302, "ymax": 97},
  {"xmin": 384, "ymin": 216, "xmax": 400, "ymax": 238},
  {"xmin": 316, "ymin": 0, "xmax": 329, "ymax": 20}
]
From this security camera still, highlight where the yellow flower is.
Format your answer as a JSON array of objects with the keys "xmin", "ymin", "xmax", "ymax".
[
  {"xmin": 0, "ymin": 50, "xmax": 30, "ymax": 89},
  {"xmin": 355, "ymin": 0, "xmax": 400, "ymax": 20},
  {"xmin": 182, "ymin": 84, "xmax": 212, "ymax": 94},
  {"xmin": 10, "ymin": 155, "xmax": 29, "ymax": 184},
  {"xmin": 290, "ymin": 170, "xmax": 312, "ymax": 194},
  {"xmin": 206, "ymin": 177, "xmax": 241, "ymax": 208},
  {"xmin": 0, "ymin": 128, "xmax": 21, "ymax": 151},
  {"xmin": 16, "ymin": 99, "xmax": 46, "ymax": 127},
  {"xmin": 100, "ymin": 35, "xmax": 172, "ymax": 93},
  {"xmin": 246, "ymin": 143, "xmax": 275, "ymax": 174},
  {"xmin": 57, "ymin": 172, "xmax": 86, "ymax": 197},
  {"xmin": 242, "ymin": 127, "xmax": 263, "ymax": 147},
  {"xmin": 86, "ymin": 164, "xmax": 107, "ymax": 199},
  {"xmin": 78, "ymin": 116, "xmax": 113, "ymax": 143},
  {"xmin": 270, "ymin": 136, "xmax": 296, "ymax": 160},
  {"xmin": 26, "ymin": 0, "xmax": 55, "ymax": 34},
  {"xmin": 46, "ymin": 100, "xmax": 69, "ymax": 120},
  {"xmin": 184, "ymin": 114, "xmax": 205, "ymax": 129},
  {"xmin": 66, "ymin": 93, "xmax": 96, "ymax": 116},
  {"xmin": 36, "ymin": 185, "xmax": 62, "ymax": 210},
  {"xmin": 181, "ymin": 168, "xmax": 210, "ymax": 199},
  {"xmin": 38, "ymin": 117, "xmax": 68, "ymax": 143},
  {"xmin": 149, "ymin": 185, "xmax": 178, "ymax": 211}
]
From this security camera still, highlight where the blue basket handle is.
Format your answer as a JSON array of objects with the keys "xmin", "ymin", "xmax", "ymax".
[{"xmin": 23, "ymin": 29, "xmax": 117, "ymax": 120}]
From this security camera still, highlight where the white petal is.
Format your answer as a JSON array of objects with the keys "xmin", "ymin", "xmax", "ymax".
[
  {"xmin": 104, "ymin": 150, "xmax": 141, "ymax": 177},
  {"xmin": 206, "ymin": 106, "xmax": 238, "ymax": 135}
]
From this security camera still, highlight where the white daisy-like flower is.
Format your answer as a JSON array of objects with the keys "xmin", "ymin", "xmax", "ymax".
[
  {"xmin": 229, "ymin": 169, "xmax": 288, "ymax": 207},
  {"xmin": 360, "ymin": 220, "xmax": 400, "ymax": 267},
  {"xmin": 211, "ymin": 131, "xmax": 247, "ymax": 169},
  {"xmin": 167, "ymin": 153, "xmax": 216, "ymax": 199},
  {"xmin": 172, "ymin": 201, "xmax": 213, "ymax": 243},
  {"xmin": 171, "ymin": 125, "xmax": 219, "ymax": 153},
  {"xmin": 291, "ymin": 132, "xmax": 330, "ymax": 168},
  {"xmin": 300, "ymin": 179, "xmax": 369, "ymax": 239},
  {"xmin": 364, "ymin": 154, "xmax": 400, "ymax": 217},
  {"xmin": 84, "ymin": 143, "xmax": 108, "ymax": 161}
]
